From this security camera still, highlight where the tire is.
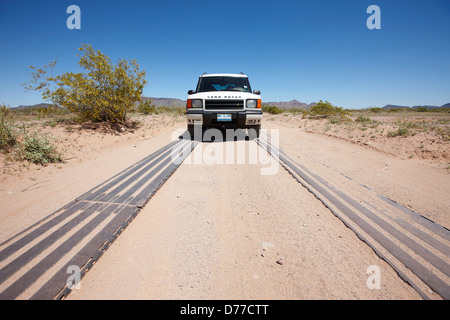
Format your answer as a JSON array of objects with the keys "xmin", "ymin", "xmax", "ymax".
[
  {"xmin": 255, "ymin": 124, "xmax": 261, "ymax": 138},
  {"xmin": 248, "ymin": 125, "xmax": 261, "ymax": 138},
  {"xmin": 246, "ymin": 125, "xmax": 261, "ymax": 139},
  {"xmin": 187, "ymin": 124, "xmax": 195, "ymax": 140},
  {"xmin": 187, "ymin": 124, "xmax": 202, "ymax": 141}
]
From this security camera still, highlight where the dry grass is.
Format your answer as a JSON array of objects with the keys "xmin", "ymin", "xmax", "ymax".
[{"xmin": 264, "ymin": 109, "xmax": 450, "ymax": 165}]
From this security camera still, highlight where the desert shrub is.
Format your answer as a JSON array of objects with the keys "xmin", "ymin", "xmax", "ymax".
[
  {"xmin": 368, "ymin": 107, "xmax": 383, "ymax": 113},
  {"xmin": 416, "ymin": 106, "xmax": 428, "ymax": 112},
  {"xmin": 1, "ymin": 104, "xmax": 64, "ymax": 164},
  {"xmin": 23, "ymin": 44, "xmax": 147, "ymax": 123},
  {"xmin": 388, "ymin": 108, "xmax": 407, "ymax": 113},
  {"xmin": 387, "ymin": 119, "xmax": 414, "ymax": 137},
  {"xmin": 328, "ymin": 117, "xmax": 345, "ymax": 124},
  {"xmin": 355, "ymin": 115, "xmax": 371, "ymax": 123},
  {"xmin": 436, "ymin": 127, "xmax": 449, "ymax": 141},
  {"xmin": 308, "ymin": 100, "xmax": 350, "ymax": 121},
  {"xmin": 16, "ymin": 131, "xmax": 63, "ymax": 165},
  {"xmin": 0, "ymin": 105, "xmax": 18, "ymax": 152},
  {"xmin": 262, "ymin": 105, "xmax": 283, "ymax": 114},
  {"xmin": 137, "ymin": 100, "xmax": 156, "ymax": 114}
]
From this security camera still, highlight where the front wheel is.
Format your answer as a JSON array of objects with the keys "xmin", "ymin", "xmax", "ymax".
[
  {"xmin": 187, "ymin": 124, "xmax": 195, "ymax": 140},
  {"xmin": 187, "ymin": 124, "xmax": 203, "ymax": 141},
  {"xmin": 255, "ymin": 124, "xmax": 261, "ymax": 138},
  {"xmin": 247, "ymin": 125, "xmax": 261, "ymax": 138}
]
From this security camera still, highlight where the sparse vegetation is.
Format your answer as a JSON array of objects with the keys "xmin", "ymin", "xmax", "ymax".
[
  {"xmin": 1, "ymin": 104, "xmax": 63, "ymax": 165},
  {"xmin": 258, "ymin": 104, "xmax": 449, "ymax": 162},
  {"xmin": 286, "ymin": 108, "xmax": 307, "ymax": 116},
  {"xmin": 387, "ymin": 119, "xmax": 414, "ymax": 137},
  {"xmin": 262, "ymin": 105, "xmax": 284, "ymax": 114},
  {"xmin": 355, "ymin": 115, "xmax": 371, "ymax": 123}
]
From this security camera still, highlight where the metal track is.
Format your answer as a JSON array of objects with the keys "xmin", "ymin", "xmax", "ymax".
[
  {"xmin": 0, "ymin": 138, "xmax": 198, "ymax": 300},
  {"xmin": 256, "ymin": 134, "xmax": 450, "ymax": 300}
]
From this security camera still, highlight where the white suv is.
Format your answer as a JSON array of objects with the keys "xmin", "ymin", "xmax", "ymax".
[{"xmin": 186, "ymin": 73, "xmax": 262, "ymax": 139}]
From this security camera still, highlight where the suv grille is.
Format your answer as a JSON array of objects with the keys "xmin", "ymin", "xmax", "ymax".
[{"xmin": 205, "ymin": 99, "xmax": 244, "ymax": 110}]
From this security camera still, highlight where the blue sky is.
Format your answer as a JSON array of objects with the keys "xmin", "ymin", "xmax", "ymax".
[{"xmin": 1, "ymin": 0, "xmax": 449, "ymax": 109}]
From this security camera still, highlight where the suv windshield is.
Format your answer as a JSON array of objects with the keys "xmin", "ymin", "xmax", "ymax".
[{"xmin": 196, "ymin": 76, "xmax": 251, "ymax": 93}]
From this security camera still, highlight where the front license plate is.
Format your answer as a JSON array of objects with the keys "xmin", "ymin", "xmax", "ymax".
[{"xmin": 217, "ymin": 114, "xmax": 232, "ymax": 122}]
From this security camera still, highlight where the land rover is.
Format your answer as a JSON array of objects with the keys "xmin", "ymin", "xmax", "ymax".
[{"xmin": 186, "ymin": 73, "xmax": 262, "ymax": 139}]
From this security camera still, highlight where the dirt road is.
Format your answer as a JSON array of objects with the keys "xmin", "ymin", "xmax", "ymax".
[
  {"xmin": 66, "ymin": 129, "xmax": 442, "ymax": 300},
  {"xmin": 1, "ymin": 115, "xmax": 448, "ymax": 300}
]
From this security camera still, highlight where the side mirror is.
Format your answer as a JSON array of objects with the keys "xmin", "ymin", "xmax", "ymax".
[
  {"xmin": 188, "ymin": 90, "xmax": 195, "ymax": 95},
  {"xmin": 253, "ymin": 90, "xmax": 261, "ymax": 95}
]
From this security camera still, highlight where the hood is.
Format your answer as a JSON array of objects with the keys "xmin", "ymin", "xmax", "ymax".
[{"xmin": 187, "ymin": 91, "xmax": 261, "ymax": 100}]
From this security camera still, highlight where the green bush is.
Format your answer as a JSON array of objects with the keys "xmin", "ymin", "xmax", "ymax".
[
  {"xmin": 16, "ymin": 131, "xmax": 63, "ymax": 165},
  {"xmin": 308, "ymin": 100, "xmax": 350, "ymax": 120},
  {"xmin": 137, "ymin": 100, "xmax": 156, "ymax": 114},
  {"xmin": 355, "ymin": 115, "xmax": 371, "ymax": 123},
  {"xmin": 262, "ymin": 105, "xmax": 283, "ymax": 114}
]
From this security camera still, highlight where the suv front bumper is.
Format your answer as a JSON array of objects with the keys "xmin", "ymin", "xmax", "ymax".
[{"xmin": 186, "ymin": 110, "xmax": 262, "ymax": 128}]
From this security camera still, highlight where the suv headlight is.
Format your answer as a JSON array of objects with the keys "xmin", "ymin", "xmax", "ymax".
[
  {"xmin": 247, "ymin": 99, "xmax": 261, "ymax": 108},
  {"xmin": 192, "ymin": 99, "xmax": 202, "ymax": 108},
  {"xmin": 187, "ymin": 99, "xmax": 202, "ymax": 108},
  {"xmin": 247, "ymin": 99, "xmax": 257, "ymax": 108}
]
